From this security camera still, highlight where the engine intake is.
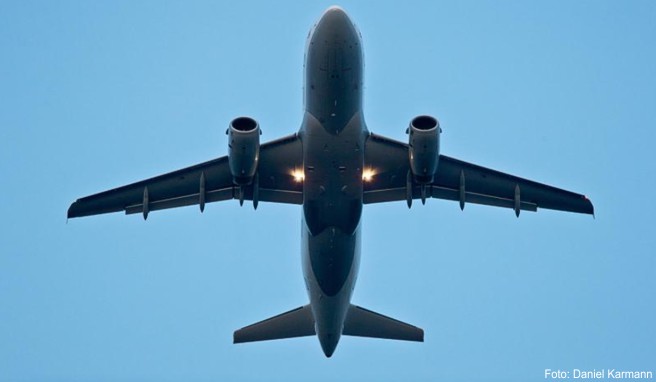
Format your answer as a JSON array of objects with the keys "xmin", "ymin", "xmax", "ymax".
[
  {"xmin": 408, "ymin": 115, "xmax": 440, "ymax": 184},
  {"xmin": 228, "ymin": 116, "xmax": 261, "ymax": 185}
]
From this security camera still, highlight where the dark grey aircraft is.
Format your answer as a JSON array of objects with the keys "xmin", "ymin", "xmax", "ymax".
[{"xmin": 68, "ymin": 6, "xmax": 594, "ymax": 357}]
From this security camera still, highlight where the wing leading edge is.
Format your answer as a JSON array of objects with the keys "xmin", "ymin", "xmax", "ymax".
[
  {"xmin": 363, "ymin": 133, "xmax": 594, "ymax": 215},
  {"xmin": 68, "ymin": 134, "xmax": 303, "ymax": 219}
]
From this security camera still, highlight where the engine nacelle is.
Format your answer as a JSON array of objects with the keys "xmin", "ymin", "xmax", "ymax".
[
  {"xmin": 408, "ymin": 115, "xmax": 440, "ymax": 184},
  {"xmin": 228, "ymin": 116, "xmax": 261, "ymax": 185}
]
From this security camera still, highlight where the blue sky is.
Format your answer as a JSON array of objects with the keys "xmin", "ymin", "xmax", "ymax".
[{"xmin": 1, "ymin": 1, "xmax": 655, "ymax": 381}]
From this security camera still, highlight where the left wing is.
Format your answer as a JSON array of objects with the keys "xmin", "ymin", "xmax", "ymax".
[
  {"xmin": 68, "ymin": 134, "xmax": 303, "ymax": 219},
  {"xmin": 363, "ymin": 133, "xmax": 594, "ymax": 216}
]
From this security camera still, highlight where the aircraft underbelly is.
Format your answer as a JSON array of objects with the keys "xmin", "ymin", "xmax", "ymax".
[
  {"xmin": 301, "ymin": 109, "xmax": 364, "ymax": 291},
  {"xmin": 302, "ymin": 111, "xmax": 365, "ymax": 236},
  {"xmin": 300, "ymin": 111, "xmax": 365, "ymax": 355}
]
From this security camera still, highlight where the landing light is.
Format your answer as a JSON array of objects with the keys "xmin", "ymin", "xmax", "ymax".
[
  {"xmin": 291, "ymin": 169, "xmax": 305, "ymax": 182},
  {"xmin": 362, "ymin": 168, "xmax": 375, "ymax": 182}
]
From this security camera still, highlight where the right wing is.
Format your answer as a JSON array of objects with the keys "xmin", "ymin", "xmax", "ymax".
[
  {"xmin": 363, "ymin": 133, "xmax": 594, "ymax": 215},
  {"xmin": 68, "ymin": 134, "xmax": 303, "ymax": 219}
]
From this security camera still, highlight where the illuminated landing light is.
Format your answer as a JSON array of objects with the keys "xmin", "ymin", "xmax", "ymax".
[
  {"xmin": 291, "ymin": 169, "xmax": 305, "ymax": 183},
  {"xmin": 362, "ymin": 168, "xmax": 376, "ymax": 182}
]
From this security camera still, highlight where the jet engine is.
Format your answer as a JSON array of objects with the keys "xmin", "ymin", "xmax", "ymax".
[
  {"xmin": 227, "ymin": 116, "xmax": 261, "ymax": 185},
  {"xmin": 407, "ymin": 115, "xmax": 440, "ymax": 184}
]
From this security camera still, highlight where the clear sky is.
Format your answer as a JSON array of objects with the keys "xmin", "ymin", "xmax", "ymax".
[{"xmin": 1, "ymin": 1, "xmax": 655, "ymax": 381}]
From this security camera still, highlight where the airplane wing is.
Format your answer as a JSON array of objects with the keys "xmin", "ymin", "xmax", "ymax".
[
  {"xmin": 363, "ymin": 133, "xmax": 594, "ymax": 215},
  {"xmin": 68, "ymin": 134, "xmax": 303, "ymax": 219}
]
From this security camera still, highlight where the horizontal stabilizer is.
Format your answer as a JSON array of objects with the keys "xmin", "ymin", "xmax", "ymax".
[
  {"xmin": 343, "ymin": 305, "xmax": 424, "ymax": 342},
  {"xmin": 234, "ymin": 305, "xmax": 315, "ymax": 344}
]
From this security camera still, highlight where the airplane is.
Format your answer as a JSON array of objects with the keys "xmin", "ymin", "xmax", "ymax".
[{"xmin": 67, "ymin": 6, "xmax": 594, "ymax": 357}]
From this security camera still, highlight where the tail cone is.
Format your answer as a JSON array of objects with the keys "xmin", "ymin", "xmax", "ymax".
[{"xmin": 319, "ymin": 332, "xmax": 340, "ymax": 358}]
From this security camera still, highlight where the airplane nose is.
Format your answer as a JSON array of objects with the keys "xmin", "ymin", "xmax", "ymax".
[
  {"xmin": 315, "ymin": 6, "xmax": 354, "ymax": 36},
  {"xmin": 324, "ymin": 5, "xmax": 347, "ymax": 18}
]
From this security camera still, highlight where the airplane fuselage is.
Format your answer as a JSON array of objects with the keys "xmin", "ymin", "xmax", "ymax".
[{"xmin": 299, "ymin": 7, "xmax": 366, "ymax": 357}]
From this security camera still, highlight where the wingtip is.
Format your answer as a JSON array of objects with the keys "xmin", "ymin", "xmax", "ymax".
[
  {"xmin": 67, "ymin": 201, "xmax": 78, "ymax": 219},
  {"xmin": 584, "ymin": 195, "xmax": 595, "ymax": 218}
]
